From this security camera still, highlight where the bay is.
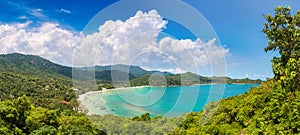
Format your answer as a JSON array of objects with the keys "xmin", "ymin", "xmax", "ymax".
[{"xmin": 82, "ymin": 84, "xmax": 259, "ymax": 117}]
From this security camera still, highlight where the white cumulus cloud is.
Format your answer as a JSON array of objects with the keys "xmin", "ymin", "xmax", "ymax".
[
  {"xmin": 0, "ymin": 22, "xmax": 79, "ymax": 64},
  {"xmin": 75, "ymin": 10, "xmax": 168, "ymax": 66},
  {"xmin": 0, "ymin": 10, "xmax": 229, "ymax": 73}
]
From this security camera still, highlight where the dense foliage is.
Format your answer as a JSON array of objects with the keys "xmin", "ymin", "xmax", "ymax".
[
  {"xmin": 0, "ymin": 72, "xmax": 77, "ymax": 110},
  {"xmin": 0, "ymin": 96, "xmax": 105, "ymax": 134},
  {"xmin": 263, "ymin": 6, "xmax": 300, "ymax": 92},
  {"xmin": 89, "ymin": 113, "xmax": 185, "ymax": 135},
  {"xmin": 0, "ymin": 53, "xmax": 72, "ymax": 78},
  {"xmin": 171, "ymin": 6, "xmax": 300, "ymax": 134},
  {"xmin": 0, "ymin": 54, "xmax": 106, "ymax": 134},
  {"xmin": 130, "ymin": 72, "xmax": 261, "ymax": 86}
]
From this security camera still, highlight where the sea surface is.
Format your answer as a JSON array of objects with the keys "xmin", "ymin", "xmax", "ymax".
[{"xmin": 82, "ymin": 84, "xmax": 259, "ymax": 117}]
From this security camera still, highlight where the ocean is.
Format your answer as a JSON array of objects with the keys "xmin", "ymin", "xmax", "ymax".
[{"xmin": 82, "ymin": 84, "xmax": 259, "ymax": 117}]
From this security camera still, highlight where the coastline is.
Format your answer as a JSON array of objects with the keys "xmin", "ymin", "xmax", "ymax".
[
  {"xmin": 79, "ymin": 85, "xmax": 148, "ymax": 99},
  {"xmin": 77, "ymin": 84, "xmax": 260, "ymax": 116},
  {"xmin": 78, "ymin": 83, "xmax": 259, "ymax": 105},
  {"xmin": 78, "ymin": 85, "xmax": 149, "ymax": 101},
  {"xmin": 77, "ymin": 86, "xmax": 149, "ymax": 115}
]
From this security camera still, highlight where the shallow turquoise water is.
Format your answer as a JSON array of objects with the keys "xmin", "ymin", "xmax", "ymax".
[{"xmin": 84, "ymin": 84, "xmax": 259, "ymax": 117}]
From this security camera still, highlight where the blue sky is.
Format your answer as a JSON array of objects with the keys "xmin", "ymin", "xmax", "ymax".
[{"xmin": 0, "ymin": 0, "xmax": 300, "ymax": 80}]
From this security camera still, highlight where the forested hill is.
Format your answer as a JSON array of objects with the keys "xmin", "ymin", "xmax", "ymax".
[
  {"xmin": 0, "ymin": 73, "xmax": 106, "ymax": 134},
  {"xmin": 0, "ymin": 53, "xmax": 72, "ymax": 78},
  {"xmin": 0, "ymin": 53, "xmax": 172, "ymax": 80},
  {"xmin": 0, "ymin": 54, "xmax": 107, "ymax": 134},
  {"xmin": 130, "ymin": 72, "xmax": 262, "ymax": 86},
  {"xmin": 83, "ymin": 64, "xmax": 173, "ymax": 77},
  {"xmin": 170, "ymin": 6, "xmax": 300, "ymax": 134},
  {"xmin": 0, "ymin": 53, "xmax": 262, "ymax": 85}
]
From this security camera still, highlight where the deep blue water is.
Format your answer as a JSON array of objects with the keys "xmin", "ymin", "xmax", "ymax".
[{"xmin": 84, "ymin": 84, "xmax": 259, "ymax": 117}]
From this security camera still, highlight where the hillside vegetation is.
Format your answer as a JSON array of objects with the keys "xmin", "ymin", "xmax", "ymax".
[
  {"xmin": 0, "ymin": 53, "xmax": 72, "ymax": 78},
  {"xmin": 171, "ymin": 6, "xmax": 300, "ymax": 134},
  {"xmin": 0, "ymin": 96, "xmax": 106, "ymax": 134},
  {"xmin": 0, "ymin": 53, "xmax": 261, "ymax": 92},
  {"xmin": 0, "ymin": 54, "xmax": 261, "ymax": 134},
  {"xmin": 130, "ymin": 72, "xmax": 261, "ymax": 86},
  {"xmin": 0, "ymin": 53, "xmax": 107, "ymax": 134}
]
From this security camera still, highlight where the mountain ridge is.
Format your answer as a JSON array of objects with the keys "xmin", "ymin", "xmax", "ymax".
[{"xmin": 0, "ymin": 53, "xmax": 262, "ymax": 85}]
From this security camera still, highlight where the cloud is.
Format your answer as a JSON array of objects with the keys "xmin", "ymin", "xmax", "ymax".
[
  {"xmin": 159, "ymin": 37, "xmax": 228, "ymax": 68},
  {"xmin": 18, "ymin": 15, "xmax": 28, "ymax": 20},
  {"xmin": 144, "ymin": 67, "xmax": 188, "ymax": 74},
  {"xmin": 29, "ymin": 8, "xmax": 46, "ymax": 18},
  {"xmin": 0, "ymin": 22, "xmax": 79, "ymax": 65},
  {"xmin": 58, "ymin": 8, "xmax": 71, "ymax": 14},
  {"xmin": 0, "ymin": 10, "xmax": 229, "ymax": 73},
  {"xmin": 75, "ymin": 10, "xmax": 168, "ymax": 66},
  {"xmin": 2, "ymin": 1, "xmax": 47, "ymax": 20},
  {"xmin": 249, "ymin": 72, "xmax": 273, "ymax": 80}
]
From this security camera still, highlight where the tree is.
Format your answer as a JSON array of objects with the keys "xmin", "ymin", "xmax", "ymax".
[
  {"xmin": 30, "ymin": 125, "xmax": 57, "ymax": 135},
  {"xmin": 263, "ymin": 6, "xmax": 300, "ymax": 79},
  {"xmin": 263, "ymin": 6, "xmax": 300, "ymax": 93},
  {"xmin": 57, "ymin": 115, "xmax": 98, "ymax": 135},
  {"xmin": 25, "ymin": 107, "xmax": 59, "ymax": 133}
]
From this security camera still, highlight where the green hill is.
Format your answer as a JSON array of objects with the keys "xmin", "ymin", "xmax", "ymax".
[
  {"xmin": 0, "ymin": 55, "xmax": 107, "ymax": 134},
  {"xmin": 0, "ymin": 53, "xmax": 262, "ymax": 134},
  {"xmin": 130, "ymin": 72, "xmax": 261, "ymax": 86},
  {"xmin": 95, "ymin": 69, "xmax": 135, "ymax": 81},
  {"xmin": 170, "ymin": 6, "xmax": 300, "ymax": 134},
  {"xmin": 0, "ymin": 53, "xmax": 261, "ymax": 87},
  {"xmin": 83, "ymin": 64, "xmax": 173, "ymax": 78},
  {"xmin": 0, "ymin": 71, "xmax": 77, "ymax": 109},
  {"xmin": 172, "ymin": 79, "xmax": 300, "ymax": 134},
  {"xmin": 0, "ymin": 53, "xmax": 72, "ymax": 78}
]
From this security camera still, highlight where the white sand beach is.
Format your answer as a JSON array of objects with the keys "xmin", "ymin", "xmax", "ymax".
[
  {"xmin": 77, "ymin": 86, "xmax": 148, "ymax": 115},
  {"xmin": 78, "ymin": 86, "xmax": 148, "ymax": 103}
]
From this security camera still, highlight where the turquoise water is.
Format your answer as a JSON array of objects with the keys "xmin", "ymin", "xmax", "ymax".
[{"xmin": 83, "ymin": 84, "xmax": 259, "ymax": 117}]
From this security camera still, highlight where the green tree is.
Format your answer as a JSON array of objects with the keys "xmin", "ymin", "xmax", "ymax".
[
  {"xmin": 25, "ymin": 107, "xmax": 59, "ymax": 133},
  {"xmin": 13, "ymin": 95, "xmax": 34, "ymax": 130},
  {"xmin": 30, "ymin": 125, "xmax": 57, "ymax": 135},
  {"xmin": 141, "ymin": 113, "xmax": 151, "ymax": 121},
  {"xmin": 57, "ymin": 115, "xmax": 98, "ymax": 135},
  {"xmin": 263, "ymin": 6, "xmax": 300, "ymax": 80}
]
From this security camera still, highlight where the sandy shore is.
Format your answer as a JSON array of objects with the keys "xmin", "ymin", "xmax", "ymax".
[
  {"xmin": 78, "ymin": 86, "xmax": 148, "ymax": 101},
  {"xmin": 79, "ymin": 86, "xmax": 145, "ymax": 99},
  {"xmin": 77, "ymin": 86, "xmax": 148, "ymax": 115}
]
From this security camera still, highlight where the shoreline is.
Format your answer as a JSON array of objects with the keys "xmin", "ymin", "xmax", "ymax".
[
  {"xmin": 78, "ymin": 85, "xmax": 149, "ymax": 101},
  {"xmin": 77, "ymin": 84, "xmax": 260, "ymax": 116},
  {"xmin": 77, "ymin": 83, "xmax": 260, "ymax": 105},
  {"xmin": 77, "ymin": 86, "xmax": 149, "ymax": 115}
]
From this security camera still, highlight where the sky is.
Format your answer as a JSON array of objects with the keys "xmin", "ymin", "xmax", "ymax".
[{"xmin": 0, "ymin": 0, "xmax": 300, "ymax": 80}]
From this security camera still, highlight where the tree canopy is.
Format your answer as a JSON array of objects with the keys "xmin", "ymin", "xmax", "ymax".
[
  {"xmin": 263, "ymin": 6, "xmax": 300, "ymax": 92},
  {"xmin": 171, "ymin": 6, "xmax": 300, "ymax": 134}
]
